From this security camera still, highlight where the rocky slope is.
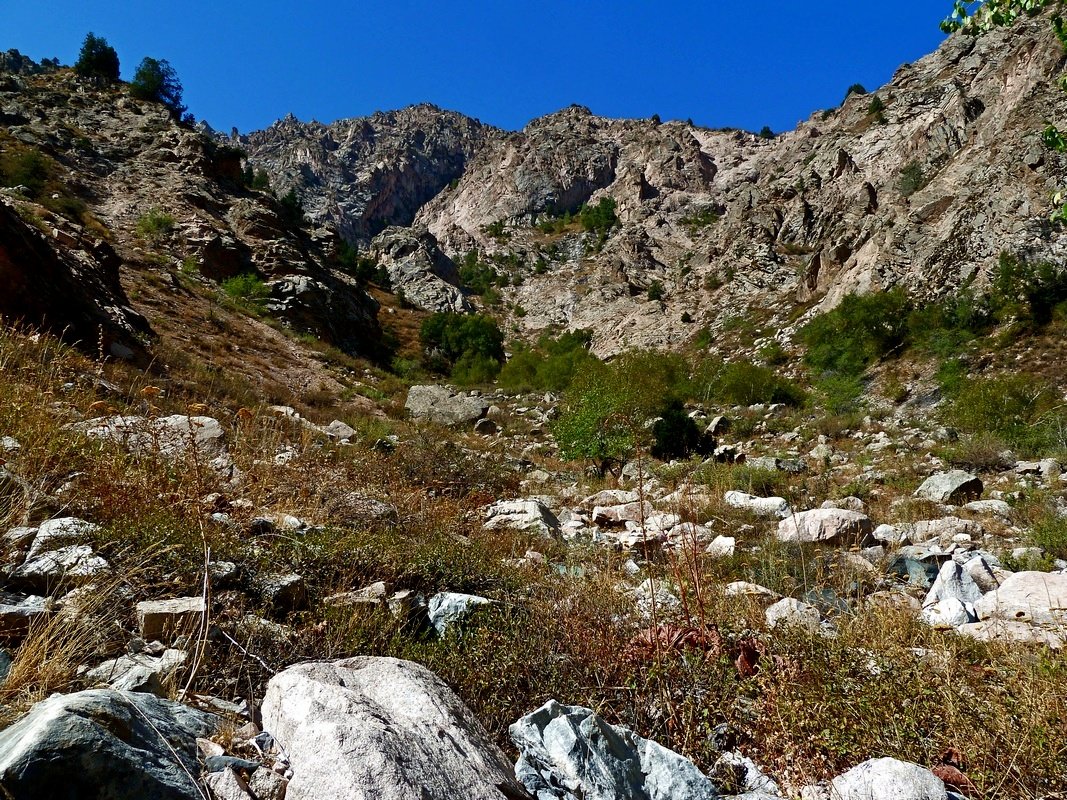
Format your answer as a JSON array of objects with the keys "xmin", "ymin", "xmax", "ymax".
[
  {"xmin": 242, "ymin": 105, "xmax": 495, "ymax": 243},
  {"xmin": 244, "ymin": 12, "xmax": 1067, "ymax": 356}
]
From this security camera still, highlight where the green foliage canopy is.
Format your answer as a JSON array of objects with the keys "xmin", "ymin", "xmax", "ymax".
[
  {"xmin": 74, "ymin": 33, "xmax": 119, "ymax": 83},
  {"xmin": 130, "ymin": 57, "xmax": 186, "ymax": 117}
]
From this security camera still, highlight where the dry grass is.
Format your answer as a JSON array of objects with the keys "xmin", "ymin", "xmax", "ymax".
[{"xmin": 0, "ymin": 323, "xmax": 1065, "ymax": 796}]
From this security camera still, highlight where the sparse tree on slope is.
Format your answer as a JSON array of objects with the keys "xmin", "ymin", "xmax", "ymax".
[
  {"xmin": 74, "ymin": 33, "xmax": 119, "ymax": 84},
  {"xmin": 129, "ymin": 57, "xmax": 186, "ymax": 118}
]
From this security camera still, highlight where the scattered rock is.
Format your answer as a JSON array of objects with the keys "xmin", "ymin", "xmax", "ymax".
[
  {"xmin": 427, "ymin": 592, "xmax": 493, "ymax": 635},
  {"xmin": 405, "ymin": 385, "xmax": 489, "ymax": 426},
  {"xmin": 136, "ymin": 596, "xmax": 206, "ymax": 642},
  {"xmin": 724, "ymin": 491, "xmax": 791, "ymax": 519},
  {"xmin": 829, "ymin": 757, "xmax": 946, "ymax": 800},
  {"xmin": 484, "ymin": 499, "xmax": 561, "ymax": 537}
]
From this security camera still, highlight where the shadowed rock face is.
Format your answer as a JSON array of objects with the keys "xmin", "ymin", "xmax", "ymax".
[
  {"xmin": 243, "ymin": 105, "xmax": 496, "ymax": 243},
  {"xmin": 0, "ymin": 201, "xmax": 150, "ymax": 358}
]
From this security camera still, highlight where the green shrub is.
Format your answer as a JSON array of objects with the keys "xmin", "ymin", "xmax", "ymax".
[
  {"xmin": 278, "ymin": 188, "xmax": 304, "ymax": 227},
  {"xmin": 578, "ymin": 198, "xmax": 618, "ymax": 235},
  {"xmin": 758, "ymin": 126, "xmax": 775, "ymax": 139},
  {"xmin": 844, "ymin": 83, "xmax": 868, "ymax": 100},
  {"xmin": 941, "ymin": 373, "xmax": 1067, "ymax": 456},
  {"xmin": 74, "ymin": 33, "xmax": 119, "ymax": 84},
  {"xmin": 337, "ymin": 241, "xmax": 390, "ymax": 288},
  {"xmin": 497, "ymin": 330, "xmax": 596, "ymax": 393},
  {"xmin": 129, "ymin": 57, "xmax": 186, "ymax": 118},
  {"xmin": 0, "ymin": 148, "xmax": 49, "ymax": 197},
  {"xmin": 899, "ymin": 161, "xmax": 925, "ymax": 196},
  {"xmin": 867, "ymin": 95, "xmax": 886, "ymax": 115},
  {"xmin": 458, "ymin": 252, "xmax": 507, "ymax": 296},
  {"xmin": 135, "ymin": 208, "xmax": 175, "ymax": 241},
  {"xmin": 650, "ymin": 400, "xmax": 703, "ymax": 460},
  {"xmin": 420, "ymin": 313, "xmax": 504, "ymax": 382},
  {"xmin": 813, "ymin": 374, "xmax": 865, "ymax": 415},
  {"xmin": 800, "ymin": 288, "xmax": 911, "ymax": 377},
  {"xmin": 221, "ymin": 272, "xmax": 270, "ymax": 312},
  {"xmin": 646, "ymin": 281, "xmax": 665, "ymax": 301},
  {"xmin": 1029, "ymin": 514, "xmax": 1067, "ymax": 561}
]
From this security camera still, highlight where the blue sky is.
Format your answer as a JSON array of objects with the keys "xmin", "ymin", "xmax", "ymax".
[{"xmin": 6, "ymin": 1, "xmax": 949, "ymax": 134}]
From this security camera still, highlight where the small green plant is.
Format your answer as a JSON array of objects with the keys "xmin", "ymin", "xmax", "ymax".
[
  {"xmin": 136, "ymin": 208, "xmax": 175, "ymax": 241},
  {"xmin": 844, "ymin": 83, "xmax": 868, "ymax": 101},
  {"xmin": 221, "ymin": 272, "xmax": 270, "ymax": 312},
  {"xmin": 578, "ymin": 198, "xmax": 619, "ymax": 235},
  {"xmin": 647, "ymin": 281, "xmax": 665, "ymax": 301},
  {"xmin": 867, "ymin": 95, "xmax": 886, "ymax": 115},
  {"xmin": 899, "ymin": 161, "xmax": 925, "ymax": 196}
]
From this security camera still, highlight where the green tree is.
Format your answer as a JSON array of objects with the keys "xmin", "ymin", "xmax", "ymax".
[
  {"xmin": 74, "ymin": 33, "xmax": 119, "ymax": 83},
  {"xmin": 130, "ymin": 57, "xmax": 186, "ymax": 117},
  {"xmin": 278, "ymin": 188, "xmax": 305, "ymax": 227}
]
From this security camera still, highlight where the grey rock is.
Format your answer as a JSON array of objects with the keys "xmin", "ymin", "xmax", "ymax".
[
  {"xmin": 777, "ymin": 509, "xmax": 873, "ymax": 545},
  {"xmin": 829, "ymin": 757, "xmax": 946, "ymax": 800},
  {"xmin": 204, "ymin": 768, "xmax": 255, "ymax": 800},
  {"xmin": 427, "ymin": 592, "xmax": 493, "ymax": 635},
  {"xmin": 914, "ymin": 471, "xmax": 982, "ymax": 505},
  {"xmin": 0, "ymin": 689, "xmax": 217, "ymax": 800},
  {"xmin": 765, "ymin": 597, "xmax": 826, "ymax": 633},
  {"xmin": 0, "ymin": 593, "xmax": 49, "ymax": 638},
  {"xmin": 510, "ymin": 699, "xmax": 719, "ymax": 800},
  {"xmin": 923, "ymin": 560, "xmax": 982, "ymax": 608},
  {"xmin": 973, "ymin": 570, "xmax": 1067, "ymax": 626},
  {"xmin": 86, "ymin": 649, "xmax": 187, "ymax": 694},
  {"xmin": 405, "ymin": 384, "xmax": 489, "ymax": 426},
  {"xmin": 484, "ymin": 499, "xmax": 561, "ymax": 537},
  {"xmin": 25, "ymin": 517, "xmax": 99, "ymax": 560},
  {"xmin": 322, "ymin": 419, "xmax": 357, "ymax": 440},
  {"xmin": 920, "ymin": 597, "xmax": 977, "ymax": 629},
  {"xmin": 724, "ymin": 490, "xmax": 791, "ymax": 519},
  {"xmin": 136, "ymin": 596, "xmax": 206, "ymax": 642},
  {"xmin": 261, "ymin": 657, "xmax": 524, "ymax": 800},
  {"xmin": 257, "ymin": 572, "xmax": 307, "ymax": 610},
  {"xmin": 12, "ymin": 544, "xmax": 109, "ymax": 590},
  {"xmin": 370, "ymin": 227, "xmax": 471, "ymax": 313}
]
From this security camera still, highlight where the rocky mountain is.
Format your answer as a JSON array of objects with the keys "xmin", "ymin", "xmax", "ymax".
[
  {"xmin": 0, "ymin": 57, "xmax": 385, "ymax": 401},
  {"xmin": 242, "ymin": 105, "xmax": 495, "ymax": 243},
  {"xmin": 244, "ymin": 12, "xmax": 1067, "ymax": 356}
]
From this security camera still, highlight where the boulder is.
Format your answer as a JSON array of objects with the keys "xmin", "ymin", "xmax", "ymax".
[
  {"xmin": 973, "ymin": 571, "xmax": 1067, "ymax": 626},
  {"xmin": 923, "ymin": 561, "xmax": 982, "ymax": 608},
  {"xmin": 724, "ymin": 491, "xmax": 791, "ymax": 519},
  {"xmin": 261, "ymin": 657, "xmax": 524, "ymax": 800},
  {"xmin": 0, "ymin": 689, "xmax": 217, "ymax": 799},
  {"xmin": 11, "ymin": 544, "xmax": 109, "ymax": 591},
  {"xmin": 765, "ymin": 597, "xmax": 825, "ymax": 633},
  {"xmin": 829, "ymin": 757, "xmax": 946, "ymax": 800},
  {"xmin": 914, "ymin": 471, "xmax": 982, "ymax": 505},
  {"xmin": 405, "ymin": 385, "xmax": 489, "ymax": 426},
  {"xmin": 25, "ymin": 517, "xmax": 99, "ymax": 560},
  {"xmin": 592, "ymin": 501, "xmax": 654, "ymax": 525},
  {"xmin": 427, "ymin": 592, "xmax": 493, "ymax": 635},
  {"xmin": 920, "ymin": 598, "xmax": 976, "ymax": 629},
  {"xmin": 510, "ymin": 699, "xmax": 719, "ymax": 800},
  {"xmin": 777, "ymin": 509, "xmax": 873, "ymax": 544},
  {"xmin": 73, "ymin": 415, "xmax": 235, "ymax": 477},
  {"xmin": 85, "ymin": 649, "xmax": 187, "ymax": 694},
  {"xmin": 484, "ymin": 499, "xmax": 561, "ymax": 537}
]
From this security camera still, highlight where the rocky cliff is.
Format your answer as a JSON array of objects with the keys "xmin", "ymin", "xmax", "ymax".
[
  {"xmin": 242, "ymin": 105, "xmax": 495, "ymax": 243},
  {"xmin": 244, "ymin": 13, "xmax": 1067, "ymax": 356}
]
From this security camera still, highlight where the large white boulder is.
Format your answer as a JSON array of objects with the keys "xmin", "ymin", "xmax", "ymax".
[
  {"xmin": 777, "ymin": 509, "xmax": 873, "ymax": 544},
  {"xmin": 261, "ymin": 657, "xmax": 524, "ymax": 800},
  {"xmin": 830, "ymin": 757, "xmax": 945, "ymax": 800},
  {"xmin": 484, "ymin": 499, "xmax": 561, "ymax": 537},
  {"xmin": 974, "ymin": 571, "xmax": 1067, "ymax": 626},
  {"xmin": 914, "ymin": 471, "xmax": 982, "ymax": 505}
]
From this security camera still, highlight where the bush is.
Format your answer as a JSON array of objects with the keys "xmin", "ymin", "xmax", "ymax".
[
  {"xmin": 940, "ymin": 372, "xmax": 1067, "ymax": 456},
  {"xmin": 646, "ymin": 281, "xmax": 665, "ymax": 302},
  {"xmin": 458, "ymin": 252, "xmax": 507, "ymax": 296},
  {"xmin": 899, "ymin": 161, "xmax": 925, "ymax": 196},
  {"xmin": 497, "ymin": 330, "xmax": 596, "ymax": 393},
  {"xmin": 129, "ymin": 57, "xmax": 186, "ymax": 117},
  {"xmin": 278, "ymin": 188, "xmax": 304, "ymax": 228},
  {"xmin": 800, "ymin": 288, "xmax": 911, "ymax": 377},
  {"xmin": 420, "ymin": 313, "xmax": 504, "ymax": 382},
  {"xmin": 700, "ymin": 360, "xmax": 806, "ymax": 407},
  {"xmin": 578, "ymin": 198, "xmax": 618, "ymax": 235},
  {"xmin": 867, "ymin": 95, "xmax": 886, "ymax": 115},
  {"xmin": 221, "ymin": 272, "xmax": 270, "ymax": 312},
  {"xmin": 758, "ymin": 126, "xmax": 775, "ymax": 139},
  {"xmin": 135, "ymin": 208, "xmax": 175, "ymax": 241},
  {"xmin": 650, "ymin": 400, "xmax": 703, "ymax": 460},
  {"xmin": 337, "ymin": 242, "xmax": 390, "ymax": 288},
  {"xmin": 844, "ymin": 83, "xmax": 868, "ymax": 101},
  {"xmin": 74, "ymin": 33, "xmax": 119, "ymax": 84}
]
